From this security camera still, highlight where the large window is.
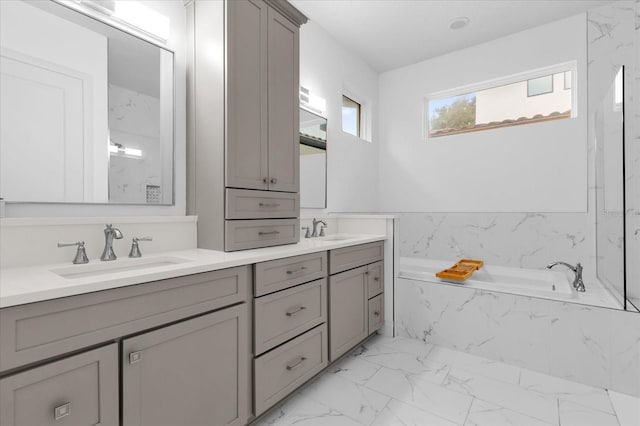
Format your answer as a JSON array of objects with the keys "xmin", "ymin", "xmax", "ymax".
[
  {"xmin": 426, "ymin": 63, "xmax": 576, "ymax": 138},
  {"xmin": 342, "ymin": 95, "xmax": 361, "ymax": 137}
]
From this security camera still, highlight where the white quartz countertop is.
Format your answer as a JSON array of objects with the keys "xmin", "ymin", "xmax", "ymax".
[{"xmin": 0, "ymin": 234, "xmax": 386, "ymax": 308}]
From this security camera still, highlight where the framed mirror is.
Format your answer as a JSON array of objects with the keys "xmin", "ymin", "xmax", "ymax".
[
  {"xmin": 299, "ymin": 108, "xmax": 327, "ymax": 209},
  {"xmin": 0, "ymin": 0, "xmax": 174, "ymax": 205}
]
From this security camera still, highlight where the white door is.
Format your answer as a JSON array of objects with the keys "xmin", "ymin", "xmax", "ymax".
[{"xmin": 0, "ymin": 52, "xmax": 86, "ymax": 202}]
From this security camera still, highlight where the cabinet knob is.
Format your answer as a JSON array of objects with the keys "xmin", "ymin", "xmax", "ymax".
[
  {"xmin": 54, "ymin": 402, "xmax": 71, "ymax": 420},
  {"xmin": 374, "ymin": 277, "xmax": 380, "ymax": 282},
  {"xmin": 129, "ymin": 351, "xmax": 141, "ymax": 364},
  {"xmin": 374, "ymin": 311, "xmax": 381, "ymax": 316},
  {"xmin": 270, "ymin": 178, "xmax": 277, "ymax": 184},
  {"xmin": 263, "ymin": 178, "xmax": 268, "ymax": 184},
  {"xmin": 364, "ymin": 271, "xmax": 370, "ymax": 275}
]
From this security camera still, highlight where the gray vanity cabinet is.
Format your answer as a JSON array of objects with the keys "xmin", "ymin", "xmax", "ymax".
[
  {"xmin": 122, "ymin": 304, "xmax": 248, "ymax": 426},
  {"xmin": 0, "ymin": 344, "xmax": 118, "ymax": 426},
  {"xmin": 329, "ymin": 242, "xmax": 385, "ymax": 361}
]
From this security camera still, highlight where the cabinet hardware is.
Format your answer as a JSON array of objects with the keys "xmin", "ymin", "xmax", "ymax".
[
  {"xmin": 374, "ymin": 311, "xmax": 380, "ymax": 316},
  {"xmin": 285, "ymin": 306, "xmax": 306, "ymax": 316},
  {"xmin": 364, "ymin": 271, "xmax": 370, "ymax": 275},
  {"xmin": 285, "ymin": 356, "xmax": 307, "ymax": 371},
  {"xmin": 129, "ymin": 351, "xmax": 141, "ymax": 364},
  {"xmin": 258, "ymin": 203, "xmax": 281, "ymax": 208},
  {"xmin": 263, "ymin": 178, "xmax": 268, "ymax": 184},
  {"xmin": 54, "ymin": 402, "xmax": 71, "ymax": 420},
  {"xmin": 258, "ymin": 231, "xmax": 280, "ymax": 236},
  {"xmin": 374, "ymin": 277, "xmax": 379, "ymax": 282},
  {"xmin": 270, "ymin": 178, "xmax": 277, "ymax": 184},
  {"xmin": 286, "ymin": 266, "xmax": 307, "ymax": 275}
]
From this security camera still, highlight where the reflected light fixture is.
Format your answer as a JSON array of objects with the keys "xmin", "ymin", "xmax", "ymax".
[
  {"xmin": 70, "ymin": 0, "xmax": 171, "ymax": 41},
  {"xmin": 300, "ymin": 86, "xmax": 327, "ymax": 115}
]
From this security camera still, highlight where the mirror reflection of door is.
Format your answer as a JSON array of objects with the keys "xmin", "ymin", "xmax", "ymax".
[{"xmin": 299, "ymin": 108, "xmax": 327, "ymax": 209}]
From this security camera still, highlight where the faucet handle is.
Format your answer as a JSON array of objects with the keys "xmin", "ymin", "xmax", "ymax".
[
  {"xmin": 58, "ymin": 241, "xmax": 89, "ymax": 264},
  {"xmin": 319, "ymin": 224, "xmax": 328, "ymax": 237},
  {"xmin": 301, "ymin": 227, "xmax": 310, "ymax": 239},
  {"xmin": 129, "ymin": 237, "xmax": 152, "ymax": 258}
]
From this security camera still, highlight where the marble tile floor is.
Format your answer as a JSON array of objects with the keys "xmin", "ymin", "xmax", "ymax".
[{"xmin": 255, "ymin": 334, "xmax": 640, "ymax": 426}]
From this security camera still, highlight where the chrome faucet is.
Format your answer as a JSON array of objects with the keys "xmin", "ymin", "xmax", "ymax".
[
  {"xmin": 311, "ymin": 218, "xmax": 327, "ymax": 237},
  {"xmin": 101, "ymin": 224, "xmax": 123, "ymax": 261},
  {"xmin": 547, "ymin": 261, "xmax": 585, "ymax": 292}
]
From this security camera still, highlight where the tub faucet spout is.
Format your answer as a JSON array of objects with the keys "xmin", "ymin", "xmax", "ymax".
[{"xmin": 546, "ymin": 261, "xmax": 585, "ymax": 292}]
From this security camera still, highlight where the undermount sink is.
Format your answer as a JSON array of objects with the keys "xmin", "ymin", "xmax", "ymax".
[
  {"xmin": 51, "ymin": 256, "xmax": 190, "ymax": 279},
  {"xmin": 318, "ymin": 234, "xmax": 359, "ymax": 241}
]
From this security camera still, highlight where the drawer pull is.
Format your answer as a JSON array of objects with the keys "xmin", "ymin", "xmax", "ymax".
[
  {"xmin": 374, "ymin": 311, "xmax": 381, "ymax": 316},
  {"xmin": 54, "ymin": 402, "xmax": 71, "ymax": 420},
  {"xmin": 286, "ymin": 266, "xmax": 307, "ymax": 275},
  {"xmin": 259, "ymin": 202, "xmax": 281, "ymax": 208},
  {"xmin": 285, "ymin": 356, "xmax": 307, "ymax": 371},
  {"xmin": 285, "ymin": 306, "xmax": 307, "ymax": 316},
  {"xmin": 258, "ymin": 231, "xmax": 281, "ymax": 236}
]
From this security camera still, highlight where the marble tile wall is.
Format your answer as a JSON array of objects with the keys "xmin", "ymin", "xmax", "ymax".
[
  {"xmin": 398, "ymin": 212, "xmax": 595, "ymax": 279},
  {"xmin": 395, "ymin": 277, "xmax": 640, "ymax": 397}
]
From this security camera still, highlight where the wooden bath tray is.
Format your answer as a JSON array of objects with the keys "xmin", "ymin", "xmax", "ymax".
[{"xmin": 436, "ymin": 259, "xmax": 484, "ymax": 281}]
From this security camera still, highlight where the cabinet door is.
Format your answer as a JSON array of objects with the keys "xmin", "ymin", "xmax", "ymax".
[
  {"xmin": 122, "ymin": 305, "xmax": 248, "ymax": 426},
  {"xmin": 368, "ymin": 294, "xmax": 384, "ymax": 335},
  {"xmin": 0, "ymin": 344, "xmax": 118, "ymax": 426},
  {"xmin": 329, "ymin": 266, "xmax": 368, "ymax": 361},
  {"xmin": 226, "ymin": 0, "xmax": 269, "ymax": 190},
  {"xmin": 267, "ymin": 6, "xmax": 299, "ymax": 193},
  {"xmin": 367, "ymin": 261, "xmax": 384, "ymax": 299}
]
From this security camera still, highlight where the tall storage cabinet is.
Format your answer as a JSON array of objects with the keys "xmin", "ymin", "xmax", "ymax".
[{"xmin": 187, "ymin": 0, "xmax": 307, "ymax": 251}]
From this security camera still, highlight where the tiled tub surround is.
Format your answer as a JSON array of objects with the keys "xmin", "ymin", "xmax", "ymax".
[
  {"xmin": 398, "ymin": 212, "xmax": 595, "ymax": 281},
  {"xmin": 395, "ymin": 276, "xmax": 640, "ymax": 398},
  {"xmin": 400, "ymin": 257, "xmax": 620, "ymax": 309},
  {"xmin": 256, "ymin": 334, "xmax": 640, "ymax": 426}
]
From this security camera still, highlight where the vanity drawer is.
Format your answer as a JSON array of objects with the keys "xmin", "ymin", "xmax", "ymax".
[
  {"xmin": 254, "ymin": 278, "xmax": 327, "ymax": 355},
  {"xmin": 367, "ymin": 261, "xmax": 384, "ymax": 299},
  {"xmin": 329, "ymin": 241, "xmax": 383, "ymax": 274},
  {"xmin": 225, "ymin": 219, "xmax": 299, "ymax": 251},
  {"xmin": 254, "ymin": 251, "xmax": 327, "ymax": 296},
  {"xmin": 0, "ymin": 344, "xmax": 118, "ymax": 426},
  {"xmin": 0, "ymin": 266, "xmax": 250, "ymax": 372},
  {"xmin": 368, "ymin": 294, "xmax": 384, "ymax": 335},
  {"xmin": 226, "ymin": 188, "xmax": 299, "ymax": 219},
  {"xmin": 254, "ymin": 324, "xmax": 328, "ymax": 416}
]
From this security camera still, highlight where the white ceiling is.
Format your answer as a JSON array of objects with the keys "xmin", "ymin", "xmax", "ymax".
[{"xmin": 290, "ymin": 0, "xmax": 615, "ymax": 73}]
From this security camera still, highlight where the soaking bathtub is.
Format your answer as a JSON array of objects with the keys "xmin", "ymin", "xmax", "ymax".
[{"xmin": 399, "ymin": 257, "xmax": 575, "ymax": 300}]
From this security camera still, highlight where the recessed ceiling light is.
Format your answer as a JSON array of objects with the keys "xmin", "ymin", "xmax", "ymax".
[{"xmin": 450, "ymin": 17, "xmax": 470, "ymax": 30}]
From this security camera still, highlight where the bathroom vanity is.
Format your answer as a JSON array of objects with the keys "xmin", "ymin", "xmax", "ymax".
[{"xmin": 0, "ymin": 237, "xmax": 385, "ymax": 426}]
